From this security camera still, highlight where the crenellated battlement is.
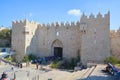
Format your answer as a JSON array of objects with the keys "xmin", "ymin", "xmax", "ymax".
[
  {"xmin": 12, "ymin": 20, "xmax": 26, "ymax": 25},
  {"xmin": 80, "ymin": 11, "xmax": 110, "ymax": 22},
  {"xmin": 12, "ymin": 19, "xmax": 39, "ymax": 26},
  {"xmin": 39, "ymin": 21, "xmax": 80, "ymax": 28},
  {"xmin": 13, "ymin": 19, "xmax": 80, "ymax": 28},
  {"xmin": 12, "ymin": 12, "xmax": 109, "ymax": 29}
]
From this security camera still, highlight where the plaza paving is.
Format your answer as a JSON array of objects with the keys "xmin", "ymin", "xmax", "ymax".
[
  {"xmin": 0, "ymin": 62, "xmax": 114, "ymax": 80},
  {"xmin": 81, "ymin": 64, "xmax": 114, "ymax": 80}
]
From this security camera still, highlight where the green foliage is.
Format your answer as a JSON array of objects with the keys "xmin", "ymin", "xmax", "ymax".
[
  {"xmin": 70, "ymin": 58, "xmax": 78, "ymax": 69},
  {"xmin": 5, "ymin": 56, "xmax": 13, "ymax": 62},
  {"xmin": 50, "ymin": 59, "xmax": 78, "ymax": 70},
  {"xmin": 28, "ymin": 54, "xmax": 37, "ymax": 60},
  {"xmin": 57, "ymin": 60, "xmax": 71, "ymax": 69},
  {"xmin": 50, "ymin": 60, "xmax": 71, "ymax": 69},
  {"xmin": 0, "ymin": 29, "xmax": 11, "ymax": 47},
  {"xmin": 22, "ymin": 54, "xmax": 37, "ymax": 62},
  {"xmin": 116, "ymin": 64, "xmax": 120, "ymax": 67},
  {"xmin": 0, "ymin": 29, "xmax": 11, "ymax": 39},
  {"xmin": 50, "ymin": 50, "xmax": 81, "ymax": 69},
  {"xmin": 22, "ymin": 55, "xmax": 30, "ymax": 62},
  {"xmin": 104, "ymin": 56, "xmax": 119, "ymax": 65},
  {"xmin": 77, "ymin": 49, "xmax": 80, "ymax": 62},
  {"xmin": 50, "ymin": 61, "xmax": 58, "ymax": 68}
]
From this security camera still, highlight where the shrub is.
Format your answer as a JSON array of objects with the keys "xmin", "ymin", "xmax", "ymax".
[
  {"xmin": 22, "ymin": 54, "xmax": 37, "ymax": 62},
  {"xmin": 50, "ymin": 58, "xmax": 79, "ymax": 70},
  {"xmin": 57, "ymin": 60, "xmax": 71, "ymax": 69},
  {"xmin": 50, "ymin": 61, "xmax": 58, "ymax": 68},
  {"xmin": 104, "ymin": 56, "xmax": 119, "ymax": 65},
  {"xmin": 22, "ymin": 55, "xmax": 29, "ymax": 62},
  {"xmin": 70, "ymin": 58, "xmax": 78, "ymax": 69},
  {"xmin": 28, "ymin": 54, "xmax": 37, "ymax": 60},
  {"xmin": 5, "ymin": 56, "xmax": 13, "ymax": 62}
]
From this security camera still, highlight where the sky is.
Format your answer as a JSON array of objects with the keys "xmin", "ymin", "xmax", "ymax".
[{"xmin": 0, "ymin": 0, "xmax": 120, "ymax": 30}]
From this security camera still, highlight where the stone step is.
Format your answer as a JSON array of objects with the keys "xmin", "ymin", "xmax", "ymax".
[
  {"xmin": 87, "ymin": 64, "xmax": 114, "ymax": 80},
  {"xmin": 81, "ymin": 66, "xmax": 96, "ymax": 79},
  {"xmin": 71, "ymin": 67, "xmax": 94, "ymax": 80}
]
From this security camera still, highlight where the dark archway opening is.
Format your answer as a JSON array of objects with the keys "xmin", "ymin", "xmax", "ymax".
[{"xmin": 54, "ymin": 47, "xmax": 63, "ymax": 59}]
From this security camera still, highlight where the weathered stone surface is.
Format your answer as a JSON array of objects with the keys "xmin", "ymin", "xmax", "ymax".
[{"xmin": 12, "ymin": 12, "xmax": 110, "ymax": 64}]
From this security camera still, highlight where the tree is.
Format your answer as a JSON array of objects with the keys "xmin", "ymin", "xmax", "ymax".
[{"xmin": 0, "ymin": 28, "xmax": 11, "ymax": 47}]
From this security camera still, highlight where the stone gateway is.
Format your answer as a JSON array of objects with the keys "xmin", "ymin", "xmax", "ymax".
[{"xmin": 12, "ymin": 12, "xmax": 110, "ymax": 64}]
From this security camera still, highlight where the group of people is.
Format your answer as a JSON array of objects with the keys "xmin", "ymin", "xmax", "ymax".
[
  {"xmin": 0, "ymin": 65, "xmax": 15, "ymax": 80},
  {"xmin": 0, "ymin": 72, "xmax": 9, "ymax": 80},
  {"xmin": 105, "ymin": 63, "xmax": 120, "ymax": 80},
  {"xmin": 105, "ymin": 63, "xmax": 119, "ymax": 75},
  {"xmin": 0, "ymin": 72, "xmax": 16, "ymax": 80}
]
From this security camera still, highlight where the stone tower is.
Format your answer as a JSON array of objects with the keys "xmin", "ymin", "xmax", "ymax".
[
  {"xmin": 12, "ymin": 20, "xmax": 39, "ymax": 61},
  {"xmin": 80, "ymin": 12, "xmax": 110, "ymax": 64}
]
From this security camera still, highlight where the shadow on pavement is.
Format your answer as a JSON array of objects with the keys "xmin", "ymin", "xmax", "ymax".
[{"xmin": 77, "ymin": 75, "xmax": 114, "ymax": 80}]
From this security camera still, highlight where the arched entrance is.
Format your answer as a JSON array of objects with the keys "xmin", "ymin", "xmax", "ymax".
[{"xmin": 51, "ymin": 39, "xmax": 63, "ymax": 59}]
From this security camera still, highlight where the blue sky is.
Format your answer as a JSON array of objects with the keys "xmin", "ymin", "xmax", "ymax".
[{"xmin": 0, "ymin": 0, "xmax": 120, "ymax": 30}]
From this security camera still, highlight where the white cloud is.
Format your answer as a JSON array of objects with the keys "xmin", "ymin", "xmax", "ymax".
[{"xmin": 68, "ymin": 9, "xmax": 81, "ymax": 16}]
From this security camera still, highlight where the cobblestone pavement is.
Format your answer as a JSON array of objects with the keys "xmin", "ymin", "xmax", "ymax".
[{"xmin": 0, "ymin": 61, "xmax": 114, "ymax": 80}]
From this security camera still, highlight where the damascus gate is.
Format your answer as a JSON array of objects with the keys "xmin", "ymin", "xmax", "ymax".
[{"xmin": 12, "ymin": 12, "xmax": 110, "ymax": 64}]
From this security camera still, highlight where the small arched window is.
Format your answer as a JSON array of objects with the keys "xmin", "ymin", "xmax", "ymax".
[
  {"xmin": 94, "ymin": 28, "xmax": 96, "ymax": 34},
  {"xmin": 56, "ymin": 31, "xmax": 59, "ymax": 36}
]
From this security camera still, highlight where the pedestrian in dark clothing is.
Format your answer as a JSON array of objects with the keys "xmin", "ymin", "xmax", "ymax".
[
  {"xmin": 0, "ymin": 72, "xmax": 8, "ymax": 80},
  {"xmin": 36, "ymin": 63, "xmax": 39, "ymax": 69}
]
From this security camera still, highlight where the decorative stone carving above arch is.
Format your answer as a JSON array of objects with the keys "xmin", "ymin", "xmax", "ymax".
[
  {"xmin": 51, "ymin": 39, "xmax": 63, "ymax": 57},
  {"xmin": 51, "ymin": 39, "xmax": 63, "ymax": 48}
]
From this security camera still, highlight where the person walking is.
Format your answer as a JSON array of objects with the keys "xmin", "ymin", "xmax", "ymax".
[
  {"xmin": 11, "ymin": 65, "xmax": 14, "ymax": 71},
  {"xmin": 36, "ymin": 63, "xmax": 39, "ymax": 69},
  {"xmin": 0, "ymin": 72, "xmax": 10, "ymax": 80}
]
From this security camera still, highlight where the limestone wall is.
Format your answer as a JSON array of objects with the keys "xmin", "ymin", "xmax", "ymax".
[
  {"xmin": 12, "ymin": 20, "xmax": 26, "ymax": 61},
  {"xmin": 12, "ymin": 20, "xmax": 39, "ymax": 61},
  {"xmin": 26, "ymin": 22, "xmax": 81, "ymax": 59},
  {"xmin": 12, "ymin": 12, "xmax": 110, "ymax": 64},
  {"xmin": 80, "ymin": 12, "xmax": 110, "ymax": 64},
  {"xmin": 110, "ymin": 28, "xmax": 120, "ymax": 59}
]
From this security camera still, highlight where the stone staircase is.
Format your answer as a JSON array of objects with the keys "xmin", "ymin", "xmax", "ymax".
[
  {"xmin": 80, "ymin": 66, "xmax": 96, "ymax": 79},
  {"xmin": 86, "ymin": 64, "xmax": 114, "ymax": 80}
]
